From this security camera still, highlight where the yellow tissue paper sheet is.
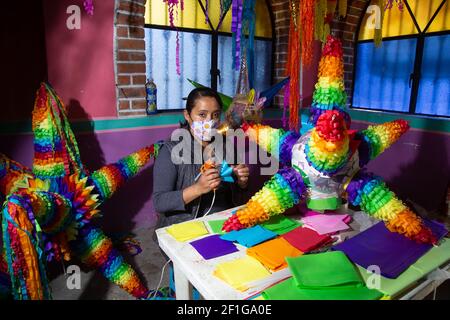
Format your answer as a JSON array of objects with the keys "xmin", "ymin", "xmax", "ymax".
[
  {"xmin": 166, "ymin": 221, "xmax": 209, "ymax": 242},
  {"xmin": 214, "ymin": 256, "xmax": 271, "ymax": 291}
]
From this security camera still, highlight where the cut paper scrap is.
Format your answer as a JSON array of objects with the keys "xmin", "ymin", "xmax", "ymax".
[
  {"xmin": 262, "ymin": 277, "xmax": 383, "ymax": 300},
  {"xmin": 213, "ymin": 256, "xmax": 271, "ymax": 291},
  {"xmin": 261, "ymin": 215, "xmax": 302, "ymax": 235},
  {"xmin": 282, "ymin": 226, "xmax": 332, "ymax": 253},
  {"xmin": 332, "ymin": 219, "xmax": 448, "ymax": 279},
  {"xmin": 247, "ymin": 237, "xmax": 303, "ymax": 272},
  {"xmin": 190, "ymin": 235, "xmax": 239, "ymax": 260},
  {"xmin": 286, "ymin": 251, "xmax": 364, "ymax": 289},
  {"xmin": 207, "ymin": 219, "xmax": 227, "ymax": 235},
  {"xmin": 166, "ymin": 221, "xmax": 209, "ymax": 242},
  {"xmin": 220, "ymin": 225, "xmax": 277, "ymax": 248},
  {"xmin": 301, "ymin": 214, "xmax": 350, "ymax": 235},
  {"xmin": 357, "ymin": 238, "xmax": 450, "ymax": 298}
]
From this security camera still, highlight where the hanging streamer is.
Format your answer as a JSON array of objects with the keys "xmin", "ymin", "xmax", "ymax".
[
  {"xmin": 164, "ymin": 0, "xmax": 184, "ymax": 75},
  {"xmin": 286, "ymin": 0, "xmax": 300, "ymax": 131},
  {"xmin": 283, "ymin": 81, "xmax": 290, "ymax": 129},
  {"xmin": 300, "ymin": 0, "xmax": 315, "ymax": 67}
]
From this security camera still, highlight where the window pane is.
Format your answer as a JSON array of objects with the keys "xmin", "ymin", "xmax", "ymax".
[
  {"xmin": 416, "ymin": 34, "xmax": 450, "ymax": 116},
  {"xmin": 145, "ymin": 28, "xmax": 211, "ymax": 110},
  {"xmin": 146, "ymin": 0, "xmax": 272, "ymax": 38},
  {"xmin": 217, "ymin": 36, "xmax": 272, "ymax": 97},
  {"xmin": 353, "ymin": 39, "xmax": 417, "ymax": 112}
]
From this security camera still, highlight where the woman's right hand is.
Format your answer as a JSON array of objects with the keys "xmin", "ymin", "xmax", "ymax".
[{"xmin": 195, "ymin": 168, "xmax": 221, "ymax": 195}]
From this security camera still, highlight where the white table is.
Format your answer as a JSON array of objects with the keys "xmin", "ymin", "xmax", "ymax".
[{"xmin": 155, "ymin": 206, "xmax": 450, "ymax": 300}]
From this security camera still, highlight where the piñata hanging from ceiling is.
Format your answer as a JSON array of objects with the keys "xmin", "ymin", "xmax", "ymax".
[
  {"xmin": 221, "ymin": 35, "xmax": 442, "ymax": 245},
  {"xmin": 0, "ymin": 83, "xmax": 161, "ymax": 300}
]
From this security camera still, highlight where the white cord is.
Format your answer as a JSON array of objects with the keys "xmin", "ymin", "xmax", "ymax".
[
  {"xmin": 193, "ymin": 196, "xmax": 202, "ymax": 220},
  {"xmin": 203, "ymin": 189, "xmax": 216, "ymax": 217},
  {"xmin": 150, "ymin": 259, "xmax": 172, "ymax": 299}
]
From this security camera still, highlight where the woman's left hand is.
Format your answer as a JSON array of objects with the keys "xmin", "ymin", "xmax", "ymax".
[{"xmin": 232, "ymin": 164, "xmax": 249, "ymax": 189}]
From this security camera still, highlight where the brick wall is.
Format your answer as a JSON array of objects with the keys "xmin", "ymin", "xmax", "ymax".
[
  {"xmin": 114, "ymin": 0, "xmax": 147, "ymax": 117},
  {"xmin": 270, "ymin": 0, "xmax": 290, "ymax": 108}
]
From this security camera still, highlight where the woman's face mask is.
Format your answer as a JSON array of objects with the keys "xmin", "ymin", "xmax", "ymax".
[{"xmin": 190, "ymin": 119, "xmax": 218, "ymax": 141}]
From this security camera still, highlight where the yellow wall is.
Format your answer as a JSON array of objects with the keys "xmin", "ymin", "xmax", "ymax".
[
  {"xmin": 359, "ymin": 0, "xmax": 450, "ymax": 40},
  {"xmin": 145, "ymin": 0, "xmax": 272, "ymax": 38}
]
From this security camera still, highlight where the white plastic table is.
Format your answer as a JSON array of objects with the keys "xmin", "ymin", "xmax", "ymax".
[{"xmin": 155, "ymin": 206, "xmax": 449, "ymax": 300}]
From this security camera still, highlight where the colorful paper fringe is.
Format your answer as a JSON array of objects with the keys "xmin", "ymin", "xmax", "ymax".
[
  {"xmin": 309, "ymin": 35, "xmax": 350, "ymax": 128},
  {"xmin": 241, "ymin": 123, "xmax": 300, "ymax": 166},
  {"xmin": 222, "ymin": 33, "xmax": 437, "ymax": 245},
  {"xmin": 356, "ymin": 119, "xmax": 409, "ymax": 167},
  {"xmin": 90, "ymin": 145, "xmax": 156, "ymax": 200},
  {"xmin": 300, "ymin": 0, "xmax": 315, "ymax": 67},
  {"xmin": 0, "ymin": 83, "xmax": 158, "ymax": 299},
  {"xmin": 223, "ymin": 167, "xmax": 305, "ymax": 231},
  {"xmin": 305, "ymin": 110, "xmax": 350, "ymax": 175},
  {"xmin": 346, "ymin": 171, "xmax": 437, "ymax": 244}
]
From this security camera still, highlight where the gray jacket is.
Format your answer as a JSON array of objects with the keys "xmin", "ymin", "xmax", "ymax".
[{"xmin": 152, "ymin": 129, "xmax": 247, "ymax": 228}]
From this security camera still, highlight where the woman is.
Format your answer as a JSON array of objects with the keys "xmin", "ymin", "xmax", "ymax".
[{"xmin": 152, "ymin": 87, "xmax": 250, "ymax": 228}]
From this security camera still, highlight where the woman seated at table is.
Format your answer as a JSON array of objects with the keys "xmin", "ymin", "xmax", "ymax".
[{"xmin": 152, "ymin": 87, "xmax": 250, "ymax": 228}]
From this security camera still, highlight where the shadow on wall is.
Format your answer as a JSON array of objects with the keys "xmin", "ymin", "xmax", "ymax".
[
  {"xmin": 383, "ymin": 127, "xmax": 449, "ymax": 220},
  {"xmin": 67, "ymin": 99, "xmax": 106, "ymax": 170}
]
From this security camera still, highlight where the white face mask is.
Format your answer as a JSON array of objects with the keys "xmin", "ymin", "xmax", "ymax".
[{"xmin": 190, "ymin": 119, "xmax": 218, "ymax": 141}]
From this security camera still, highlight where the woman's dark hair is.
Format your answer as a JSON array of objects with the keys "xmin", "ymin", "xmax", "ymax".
[{"xmin": 180, "ymin": 87, "xmax": 223, "ymax": 128}]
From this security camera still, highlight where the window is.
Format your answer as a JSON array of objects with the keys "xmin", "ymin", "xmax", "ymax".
[
  {"xmin": 352, "ymin": 0, "xmax": 450, "ymax": 117},
  {"xmin": 145, "ymin": 0, "xmax": 274, "ymax": 110}
]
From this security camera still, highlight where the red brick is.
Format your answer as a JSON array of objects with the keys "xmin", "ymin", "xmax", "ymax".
[
  {"xmin": 117, "ymin": 63, "xmax": 146, "ymax": 73},
  {"xmin": 132, "ymin": 99, "xmax": 147, "ymax": 110},
  {"xmin": 129, "ymin": 26, "xmax": 145, "ymax": 39},
  {"xmin": 118, "ymin": 39, "xmax": 145, "ymax": 50},
  {"xmin": 345, "ymin": 24, "xmax": 357, "ymax": 33},
  {"xmin": 133, "ymin": 75, "xmax": 147, "ymax": 84},
  {"xmin": 119, "ymin": 100, "xmax": 130, "ymax": 110},
  {"xmin": 117, "ymin": 51, "xmax": 146, "ymax": 61},
  {"xmin": 118, "ymin": 75, "xmax": 131, "ymax": 85},
  {"xmin": 116, "ymin": 13, "xmax": 145, "ymax": 26},
  {"xmin": 119, "ymin": 1, "xmax": 146, "ymax": 15},
  {"xmin": 348, "ymin": 6, "xmax": 365, "ymax": 17},
  {"xmin": 117, "ymin": 26, "xmax": 129, "ymax": 38},
  {"xmin": 343, "ymin": 31, "xmax": 355, "ymax": 41},
  {"xmin": 118, "ymin": 86, "xmax": 146, "ymax": 98},
  {"xmin": 351, "ymin": 0, "xmax": 370, "ymax": 10},
  {"xmin": 346, "ymin": 14, "xmax": 359, "ymax": 25}
]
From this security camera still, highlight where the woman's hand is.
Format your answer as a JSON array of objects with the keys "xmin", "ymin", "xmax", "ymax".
[
  {"xmin": 232, "ymin": 164, "xmax": 249, "ymax": 189},
  {"xmin": 195, "ymin": 168, "xmax": 221, "ymax": 195}
]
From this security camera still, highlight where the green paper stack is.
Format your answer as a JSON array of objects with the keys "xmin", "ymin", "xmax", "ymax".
[
  {"xmin": 261, "ymin": 216, "xmax": 302, "ymax": 235},
  {"xmin": 262, "ymin": 251, "xmax": 383, "ymax": 300}
]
